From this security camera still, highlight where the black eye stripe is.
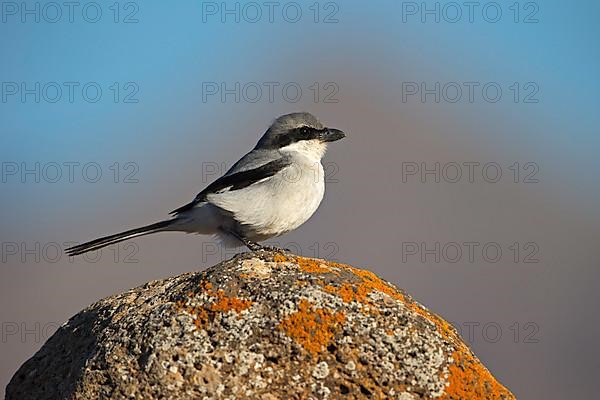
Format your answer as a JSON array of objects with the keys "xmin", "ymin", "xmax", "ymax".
[
  {"xmin": 260, "ymin": 126, "xmax": 327, "ymax": 149},
  {"xmin": 294, "ymin": 126, "xmax": 327, "ymax": 140}
]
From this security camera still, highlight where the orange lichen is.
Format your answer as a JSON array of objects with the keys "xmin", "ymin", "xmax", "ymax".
[
  {"xmin": 175, "ymin": 303, "xmax": 212, "ymax": 330},
  {"xmin": 273, "ymin": 253, "xmax": 288, "ymax": 263},
  {"xmin": 181, "ymin": 260, "xmax": 513, "ymax": 399},
  {"xmin": 211, "ymin": 296, "xmax": 253, "ymax": 313},
  {"xmin": 296, "ymin": 256, "xmax": 334, "ymax": 273},
  {"xmin": 314, "ymin": 258, "xmax": 404, "ymax": 305},
  {"xmin": 176, "ymin": 281, "xmax": 253, "ymax": 330},
  {"xmin": 300, "ymin": 257, "xmax": 514, "ymax": 398},
  {"xmin": 440, "ymin": 351, "xmax": 514, "ymax": 400},
  {"xmin": 342, "ymin": 265, "xmax": 404, "ymax": 300},
  {"xmin": 324, "ymin": 282, "xmax": 369, "ymax": 303},
  {"xmin": 278, "ymin": 299, "xmax": 345, "ymax": 355},
  {"xmin": 376, "ymin": 287, "xmax": 515, "ymax": 398}
]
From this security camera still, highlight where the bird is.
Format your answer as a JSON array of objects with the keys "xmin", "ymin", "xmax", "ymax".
[{"xmin": 65, "ymin": 112, "xmax": 345, "ymax": 256}]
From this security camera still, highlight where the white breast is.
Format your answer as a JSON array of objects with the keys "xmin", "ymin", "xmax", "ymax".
[{"xmin": 207, "ymin": 158, "xmax": 325, "ymax": 241}]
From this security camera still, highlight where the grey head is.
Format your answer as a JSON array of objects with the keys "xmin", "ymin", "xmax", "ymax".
[{"xmin": 255, "ymin": 112, "xmax": 345, "ymax": 150}]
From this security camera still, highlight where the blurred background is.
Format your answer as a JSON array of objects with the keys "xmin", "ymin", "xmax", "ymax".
[{"xmin": 1, "ymin": 1, "xmax": 599, "ymax": 398}]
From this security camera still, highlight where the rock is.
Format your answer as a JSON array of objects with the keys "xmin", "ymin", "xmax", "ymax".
[{"xmin": 6, "ymin": 251, "xmax": 515, "ymax": 399}]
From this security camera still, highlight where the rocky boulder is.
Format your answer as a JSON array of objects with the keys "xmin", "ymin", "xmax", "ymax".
[{"xmin": 7, "ymin": 251, "xmax": 515, "ymax": 399}]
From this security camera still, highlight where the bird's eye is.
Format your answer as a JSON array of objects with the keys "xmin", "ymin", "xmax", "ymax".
[{"xmin": 300, "ymin": 127, "xmax": 310, "ymax": 136}]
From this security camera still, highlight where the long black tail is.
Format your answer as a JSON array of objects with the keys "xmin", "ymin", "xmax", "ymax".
[{"xmin": 65, "ymin": 220, "xmax": 174, "ymax": 256}]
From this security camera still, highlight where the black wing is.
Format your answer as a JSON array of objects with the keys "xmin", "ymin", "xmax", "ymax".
[{"xmin": 170, "ymin": 157, "xmax": 291, "ymax": 215}]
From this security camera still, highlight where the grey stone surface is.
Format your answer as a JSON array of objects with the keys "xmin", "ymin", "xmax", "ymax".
[{"xmin": 6, "ymin": 251, "xmax": 515, "ymax": 399}]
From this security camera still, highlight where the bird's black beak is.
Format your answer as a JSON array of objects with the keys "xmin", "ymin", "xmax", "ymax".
[{"xmin": 320, "ymin": 128, "xmax": 346, "ymax": 142}]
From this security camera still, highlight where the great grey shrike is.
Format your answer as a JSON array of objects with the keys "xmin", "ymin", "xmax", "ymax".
[{"xmin": 66, "ymin": 112, "xmax": 345, "ymax": 255}]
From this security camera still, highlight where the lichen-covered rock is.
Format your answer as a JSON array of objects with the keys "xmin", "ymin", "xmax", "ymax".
[{"xmin": 7, "ymin": 251, "xmax": 515, "ymax": 399}]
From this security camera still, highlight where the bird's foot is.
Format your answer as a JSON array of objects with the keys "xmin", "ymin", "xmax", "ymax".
[
  {"xmin": 258, "ymin": 245, "xmax": 290, "ymax": 253},
  {"xmin": 230, "ymin": 232, "xmax": 289, "ymax": 253},
  {"xmin": 244, "ymin": 241, "xmax": 289, "ymax": 253},
  {"xmin": 238, "ymin": 239, "xmax": 261, "ymax": 252}
]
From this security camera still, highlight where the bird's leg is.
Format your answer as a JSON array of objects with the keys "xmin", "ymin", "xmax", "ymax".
[
  {"xmin": 225, "ymin": 230, "xmax": 290, "ymax": 253},
  {"xmin": 259, "ymin": 244, "xmax": 290, "ymax": 252},
  {"xmin": 242, "ymin": 239, "xmax": 264, "ymax": 252},
  {"xmin": 227, "ymin": 230, "xmax": 265, "ymax": 252}
]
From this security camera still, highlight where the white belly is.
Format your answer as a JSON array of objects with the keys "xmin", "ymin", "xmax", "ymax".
[{"xmin": 207, "ymin": 161, "xmax": 325, "ymax": 240}]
